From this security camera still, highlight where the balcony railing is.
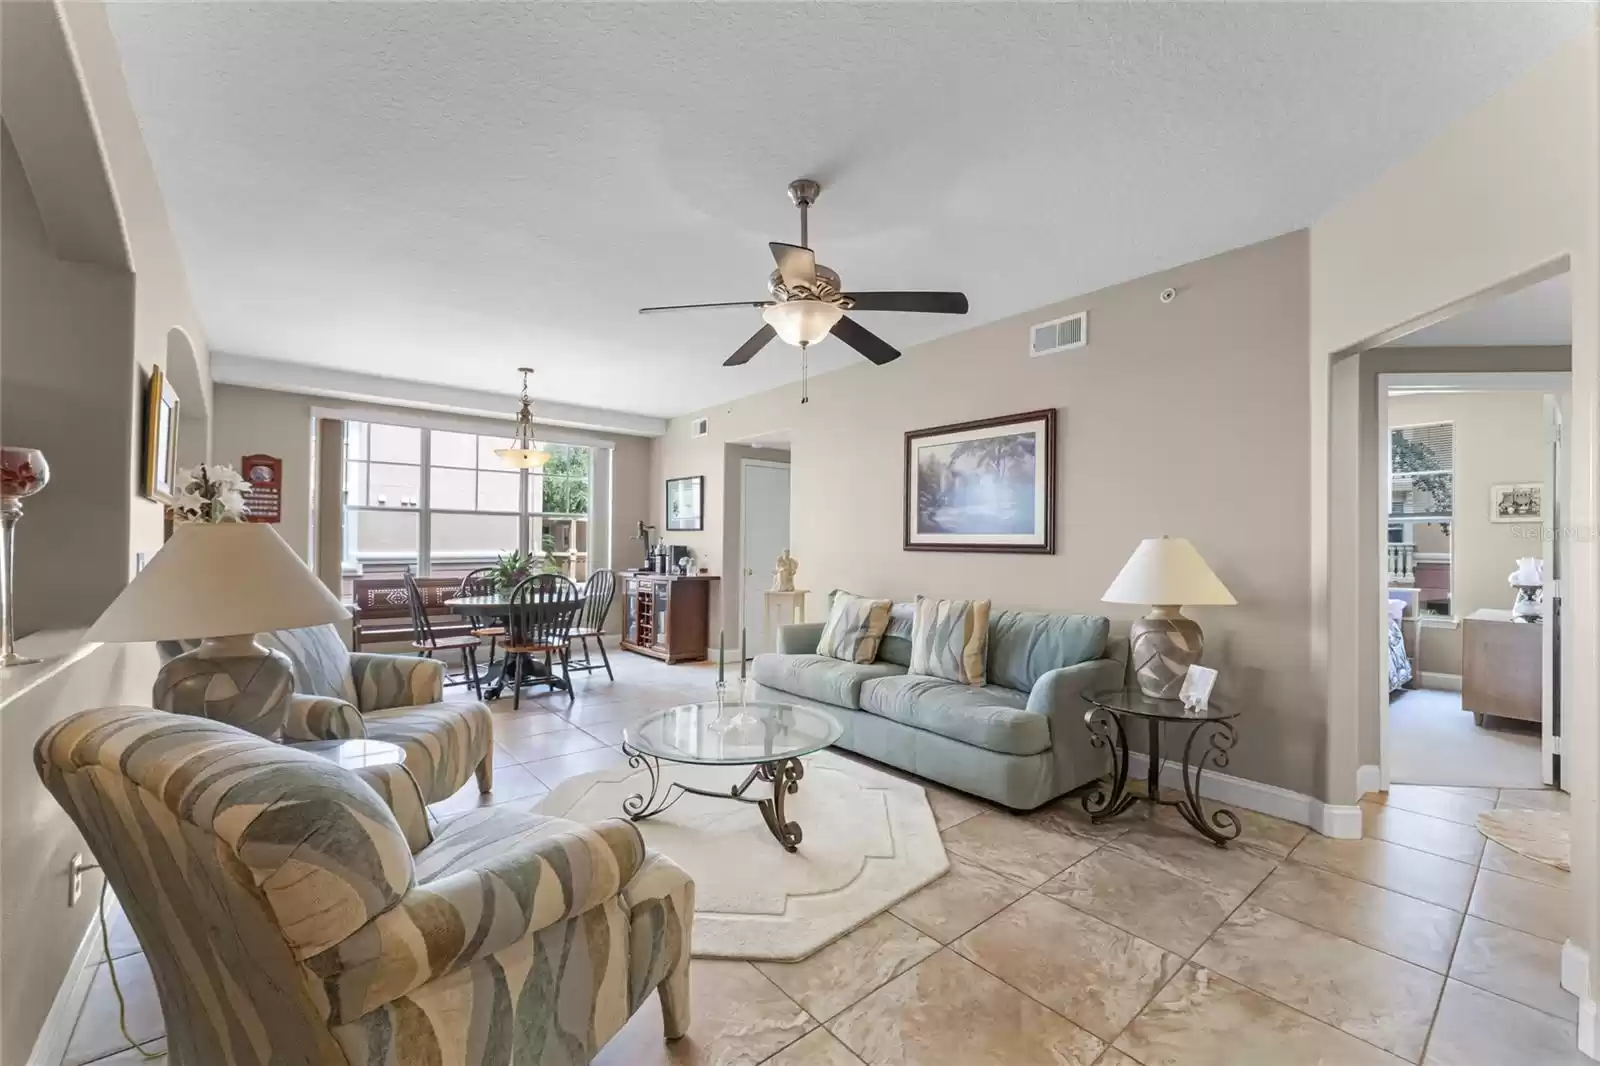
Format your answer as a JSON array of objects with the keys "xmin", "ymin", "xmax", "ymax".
[{"xmin": 1386, "ymin": 543, "xmax": 1416, "ymax": 583}]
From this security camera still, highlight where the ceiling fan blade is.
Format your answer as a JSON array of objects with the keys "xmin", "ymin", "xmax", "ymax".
[
  {"xmin": 830, "ymin": 315, "xmax": 900, "ymax": 366},
  {"xmin": 845, "ymin": 291, "xmax": 969, "ymax": 315},
  {"xmin": 724, "ymin": 324, "xmax": 777, "ymax": 366},
  {"xmin": 769, "ymin": 242, "xmax": 817, "ymax": 291},
  {"xmin": 639, "ymin": 300, "xmax": 772, "ymax": 314}
]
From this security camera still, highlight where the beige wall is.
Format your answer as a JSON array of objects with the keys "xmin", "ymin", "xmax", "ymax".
[
  {"xmin": 1, "ymin": 127, "xmax": 136, "ymax": 634},
  {"xmin": 0, "ymin": 4, "xmax": 214, "ymax": 1060},
  {"xmin": 211, "ymin": 383, "xmax": 653, "ymax": 583},
  {"xmin": 1389, "ymin": 390, "xmax": 1556, "ymax": 676},
  {"xmin": 653, "ymin": 231, "xmax": 1318, "ymax": 796},
  {"xmin": 1308, "ymin": 22, "xmax": 1600, "ymax": 1005}
]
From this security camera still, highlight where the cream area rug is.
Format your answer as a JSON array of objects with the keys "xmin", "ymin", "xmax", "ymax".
[
  {"xmin": 1477, "ymin": 809, "xmax": 1570, "ymax": 871},
  {"xmin": 534, "ymin": 749, "xmax": 947, "ymax": 962}
]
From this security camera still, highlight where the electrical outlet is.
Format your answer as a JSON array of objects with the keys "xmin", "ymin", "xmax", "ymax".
[{"xmin": 69, "ymin": 853, "xmax": 87, "ymax": 907}]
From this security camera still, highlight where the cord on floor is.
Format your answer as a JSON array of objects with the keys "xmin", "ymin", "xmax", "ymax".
[{"xmin": 97, "ymin": 885, "xmax": 166, "ymax": 1060}]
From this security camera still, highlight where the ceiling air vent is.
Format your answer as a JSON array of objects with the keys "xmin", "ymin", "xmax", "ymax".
[
  {"xmin": 691, "ymin": 417, "xmax": 709, "ymax": 438},
  {"xmin": 1030, "ymin": 311, "xmax": 1088, "ymax": 357}
]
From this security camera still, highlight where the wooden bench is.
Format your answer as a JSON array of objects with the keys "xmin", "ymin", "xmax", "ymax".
[{"xmin": 351, "ymin": 575, "xmax": 476, "ymax": 650}]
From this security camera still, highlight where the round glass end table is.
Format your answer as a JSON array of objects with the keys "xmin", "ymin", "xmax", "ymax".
[
  {"xmin": 1081, "ymin": 686, "xmax": 1241, "ymax": 847},
  {"xmin": 287, "ymin": 738, "xmax": 406, "ymax": 771},
  {"xmin": 621, "ymin": 701, "xmax": 842, "ymax": 852}
]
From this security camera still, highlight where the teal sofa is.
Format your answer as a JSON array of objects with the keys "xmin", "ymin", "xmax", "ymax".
[{"xmin": 750, "ymin": 604, "xmax": 1126, "ymax": 810}]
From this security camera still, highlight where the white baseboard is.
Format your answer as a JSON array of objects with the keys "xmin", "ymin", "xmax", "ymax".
[
  {"xmin": 1356, "ymin": 763, "xmax": 1381, "ymax": 798},
  {"xmin": 1416, "ymin": 671, "xmax": 1463, "ymax": 692},
  {"xmin": 1565, "ymin": 941, "xmax": 1590, "ymax": 998},
  {"xmin": 29, "ymin": 908, "xmax": 102, "ymax": 1066},
  {"xmin": 1126, "ymin": 752, "xmax": 1361, "ymax": 839},
  {"xmin": 1567, "ymin": 942, "xmax": 1599, "ymax": 1060}
]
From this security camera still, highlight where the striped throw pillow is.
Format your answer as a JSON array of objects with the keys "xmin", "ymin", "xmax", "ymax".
[
  {"xmin": 816, "ymin": 594, "xmax": 893, "ymax": 664},
  {"xmin": 909, "ymin": 596, "xmax": 992, "ymax": 685}
]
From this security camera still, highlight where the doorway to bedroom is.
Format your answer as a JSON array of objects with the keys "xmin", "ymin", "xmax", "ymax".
[{"xmin": 1374, "ymin": 273, "xmax": 1571, "ymax": 792}]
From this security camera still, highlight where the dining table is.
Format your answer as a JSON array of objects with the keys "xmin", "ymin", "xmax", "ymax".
[{"xmin": 445, "ymin": 591, "xmax": 587, "ymax": 700}]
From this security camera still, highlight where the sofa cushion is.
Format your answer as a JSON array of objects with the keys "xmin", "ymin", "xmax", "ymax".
[
  {"xmin": 910, "ymin": 597, "xmax": 992, "ymax": 685},
  {"xmin": 817, "ymin": 593, "xmax": 893, "ymax": 664},
  {"xmin": 986, "ymin": 610, "xmax": 1110, "ymax": 692},
  {"xmin": 858, "ymin": 674, "xmax": 1050, "ymax": 756},
  {"xmin": 751, "ymin": 653, "xmax": 906, "ymax": 709}
]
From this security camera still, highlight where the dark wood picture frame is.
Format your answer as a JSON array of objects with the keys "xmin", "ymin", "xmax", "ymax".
[
  {"xmin": 903, "ymin": 408, "xmax": 1056, "ymax": 554},
  {"xmin": 665, "ymin": 475, "xmax": 705, "ymax": 531}
]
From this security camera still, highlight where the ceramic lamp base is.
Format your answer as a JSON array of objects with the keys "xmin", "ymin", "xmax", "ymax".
[
  {"xmin": 1129, "ymin": 607, "xmax": 1204, "ymax": 699},
  {"xmin": 153, "ymin": 634, "xmax": 295, "ymax": 738}
]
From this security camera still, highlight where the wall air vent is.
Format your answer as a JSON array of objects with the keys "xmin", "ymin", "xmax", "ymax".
[
  {"xmin": 691, "ymin": 417, "xmax": 709, "ymax": 438},
  {"xmin": 1030, "ymin": 311, "xmax": 1088, "ymax": 357}
]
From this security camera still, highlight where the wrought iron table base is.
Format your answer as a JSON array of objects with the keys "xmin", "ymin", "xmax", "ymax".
[
  {"xmin": 621, "ymin": 745, "xmax": 806, "ymax": 852},
  {"xmin": 1082, "ymin": 711, "xmax": 1241, "ymax": 847}
]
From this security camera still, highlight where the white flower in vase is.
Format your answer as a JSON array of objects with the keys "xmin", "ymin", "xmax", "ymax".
[{"xmin": 171, "ymin": 464, "xmax": 250, "ymax": 524}]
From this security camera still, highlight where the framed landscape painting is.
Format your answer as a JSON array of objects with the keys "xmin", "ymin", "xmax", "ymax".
[{"xmin": 904, "ymin": 408, "xmax": 1056, "ymax": 553}]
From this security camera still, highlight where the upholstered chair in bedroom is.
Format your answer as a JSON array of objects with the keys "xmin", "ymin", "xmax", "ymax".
[
  {"xmin": 162, "ymin": 623, "xmax": 493, "ymax": 803},
  {"xmin": 36, "ymin": 708, "xmax": 695, "ymax": 1066}
]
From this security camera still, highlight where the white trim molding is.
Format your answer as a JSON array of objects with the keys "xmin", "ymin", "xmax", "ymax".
[
  {"xmin": 1416, "ymin": 671, "xmax": 1463, "ymax": 692},
  {"xmin": 28, "ymin": 910, "xmax": 103, "ymax": 1066},
  {"xmin": 1127, "ymin": 752, "xmax": 1362, "ymax": 839},
  {"xmin": 1356, "ymin": 763, "xmax": 1382, "ymax": 798},
  {"xmin": 1563, "ymin": 941, "xmax": 1597, "ymax": 1059}
]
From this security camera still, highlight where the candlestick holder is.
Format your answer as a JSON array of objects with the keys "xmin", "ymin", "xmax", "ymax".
[{"xmin": 1, "ymin": 447, "xmax": 50, "ymax": 668}]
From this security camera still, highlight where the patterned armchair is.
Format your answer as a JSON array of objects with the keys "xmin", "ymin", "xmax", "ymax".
[
  {"xmin": 36, "ymin": 709, "xmax": 695, "ymax": 1066},
  {"xmin": 163, "ymin": 624, "xmax": 494, "ymax": 803}
]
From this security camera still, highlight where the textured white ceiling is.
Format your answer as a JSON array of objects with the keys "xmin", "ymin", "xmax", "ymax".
[
  {"xmin": 104, "ymin": 2, "xmax": 1593, "ymax": 418},
  {"xmin": 1392, "ymin": 273, "xmax": 1573, "ymax": 347}
]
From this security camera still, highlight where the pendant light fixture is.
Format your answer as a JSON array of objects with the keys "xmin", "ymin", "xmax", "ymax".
[{"xmin": 494, "ymin": 367, "xmax": 551, "ymax": 470}]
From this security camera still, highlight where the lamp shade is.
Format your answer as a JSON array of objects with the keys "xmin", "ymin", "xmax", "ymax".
[
  {"xmin": 1102, "ymin": 536, "xmax": 1237, "ymax": 607},
  {"xmin": 763, "ymin": 299, "xmax": 844, "ymax": 346},
  {"xmin": 88, "ymin": 522, "xmax": 349, "ymax": 643}
]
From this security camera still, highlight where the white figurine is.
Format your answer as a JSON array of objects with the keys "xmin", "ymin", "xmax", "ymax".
[{"xmin": 771, "ymin": 550, "xmax": 798, "ymax": 592}]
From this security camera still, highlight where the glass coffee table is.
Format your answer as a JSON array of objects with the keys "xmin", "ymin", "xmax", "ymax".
[{"xmin": 621, "ymin": 701, "xmax": 843, "ymax": 852}]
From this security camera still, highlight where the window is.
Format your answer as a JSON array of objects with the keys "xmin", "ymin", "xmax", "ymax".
[
  {"xmin": 1388, "ymin": 421, "xmax": 1453, "ymax": 618},
  {"xmin": 342, "ymin": 421, "xmax": 597, "ymax": 590}
]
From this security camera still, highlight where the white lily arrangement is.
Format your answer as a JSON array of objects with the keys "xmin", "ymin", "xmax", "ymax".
[{"xmin": 171, "ymin": 464, "xmax": 250, "ymax": 524}]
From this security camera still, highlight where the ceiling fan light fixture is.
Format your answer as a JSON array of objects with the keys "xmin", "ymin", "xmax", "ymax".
[
  {"xmin": 494, "ymin": 367, "xmax": 552, "ymax": 470},
  {"xmin": 762, "ymin": 299, "xmax": 843, "ymax": 347}
]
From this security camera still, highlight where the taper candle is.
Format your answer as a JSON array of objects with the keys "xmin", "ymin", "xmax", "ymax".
[{"xmin": 717, "ymin": 629, "xmax": 725, "ymax": 684}]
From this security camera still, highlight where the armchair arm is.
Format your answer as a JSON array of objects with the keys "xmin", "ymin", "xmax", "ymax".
[
  {"xmin": 306, "ymin": 818, "xmax": 647, "ymax": 1023},
  {"xmin": 282, "ymin": 695, "xmax": 366, "ymax": 742},
  {"xmin": 353, "ymin": 763, "xmax": 432, "ymax": 853},
  {"xmin": 777, "ymin": 622, "xmax": 825, "ymax": 655},
  {"xmin": 349, "ymin": 652, "xmax": 444, "ymax": 711}
]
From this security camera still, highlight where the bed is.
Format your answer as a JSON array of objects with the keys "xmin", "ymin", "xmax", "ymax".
[{"xmin": 1387, "ymin": 596, "xmax": 1414, "ymax": 691}]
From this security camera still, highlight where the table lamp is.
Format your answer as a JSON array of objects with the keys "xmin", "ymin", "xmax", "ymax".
[
  {"xmin": 1102, "ymin": 536, "xmax": 1236, "ymax": 699},
  {"xmin": 87, "ymin": 521, "xmax": 350, "ymax": 736}
]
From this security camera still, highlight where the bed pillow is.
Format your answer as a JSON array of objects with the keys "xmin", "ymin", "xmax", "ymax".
[
  {"xmin": 909, "ymin": 596, "xmax": 992, "ymax": 685},
  {"xmin": 816, "ymin": 593, "xmax": 893, "ymax": 664}
]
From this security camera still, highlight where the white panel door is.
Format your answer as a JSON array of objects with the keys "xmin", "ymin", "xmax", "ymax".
[{"xmin": 741, "ymin": 461, "xmax": 791, "ymax": 656}]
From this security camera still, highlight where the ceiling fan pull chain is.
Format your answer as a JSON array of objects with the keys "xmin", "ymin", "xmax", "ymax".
[{"xmin": 800, "ymin": 343, "xmax": 810, "ymax": 404}]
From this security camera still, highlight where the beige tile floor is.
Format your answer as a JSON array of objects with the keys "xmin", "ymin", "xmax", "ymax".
[{"xmin": 63, "ymin": 652, "xmax": 1582, "ymax": 1065}]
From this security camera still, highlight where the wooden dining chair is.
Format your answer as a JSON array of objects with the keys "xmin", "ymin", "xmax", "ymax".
[
  {"xmin": 457, "ymin": 567, "xmax": 505, "ymax": 674},
  {"xmin": 569, "ymin": 569, "xmax": 618, "ymax": 681},
  {"xmin": 502, "ymin": 573, "xmax": 582, "ymax": 709},
  {"xmin": 404, "ymin": 570, "xmax": 483, "ymax": 698}
]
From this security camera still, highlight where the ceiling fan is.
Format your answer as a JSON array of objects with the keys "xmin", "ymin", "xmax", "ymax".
[{"xmin": 639, "ymin": 179, "xmax": 969, "ymax": 400}]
